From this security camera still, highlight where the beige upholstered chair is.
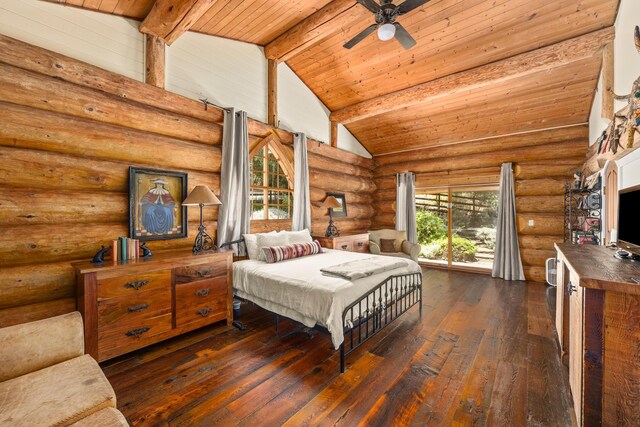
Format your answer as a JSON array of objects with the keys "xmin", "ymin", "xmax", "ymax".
[
  {"xmin": 369, "ymin": 229, "xmax": 421, "ymax": 262},
  {"xmin": 0, "ymin": 312, "xmax": 128, "ymax": 426}
]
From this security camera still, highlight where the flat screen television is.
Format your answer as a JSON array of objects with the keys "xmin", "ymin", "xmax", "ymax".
[{"xmin": 618, "ymin": 185, "xmax": 640, "ymax": 255}]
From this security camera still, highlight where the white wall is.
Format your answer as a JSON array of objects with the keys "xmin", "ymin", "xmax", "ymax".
[
  {"xmin": 0, "ymin": 0, "xmax": 144, "ymax": 81},
  {"xmin": 589, "ymin": 0, "xmax": 640, "ymax": 144},
  {"xmin": 166, "ymin": 32, "xmax": 268, "ymax": 123}
]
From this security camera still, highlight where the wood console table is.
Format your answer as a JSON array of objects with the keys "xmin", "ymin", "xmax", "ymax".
[
  {"xmin": 555, "ymin": 243, "xmax": 640, "ymax": 426},
  {"xmin": 73, "ymin": 250, "xmax": 233, "ymax": 362}
]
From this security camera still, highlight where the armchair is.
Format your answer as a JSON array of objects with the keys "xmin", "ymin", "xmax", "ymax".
[
  {"xmin": 0, "ymin": 312, "xmax": 128, "ymax": 426},
  {"xmin": 369, "ymin": 229, "xmax": 421, "ymax": 262}
]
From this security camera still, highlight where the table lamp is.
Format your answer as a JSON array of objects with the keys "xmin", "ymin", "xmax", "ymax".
[
  {"xmin": 322, "ymin": 195, "xmax": 342, "ymax": 237},
  {"xmin": 182, "ymin": 185, "xmax": 222, "ymax": 254}
]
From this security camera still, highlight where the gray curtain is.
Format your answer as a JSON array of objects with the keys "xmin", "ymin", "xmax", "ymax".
[
  {"xmin": 217, "ymin": 108, "xmax": 250, "ymax": 255},
  {"xmin": 396, "ymin": 172, "xmax": 417, "ymax": 243},
  {"xmin": 292, "ymin": 133, "xmax": 311, "ymax": 231},
  {"xmin": 492, "ymin": 163, "xmax": 525, "ymax": 280}
]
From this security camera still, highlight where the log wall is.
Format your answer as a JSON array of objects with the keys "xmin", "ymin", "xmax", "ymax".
[
  {"xmin": 0, "ymin": 35, "xmax": 375, "ymax": 326},
  {"xmin": 372, "ymin": 126, "xmax": 588, "ymax": 282}
]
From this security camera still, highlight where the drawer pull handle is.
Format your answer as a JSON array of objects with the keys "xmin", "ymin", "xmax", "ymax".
[
  {"xmin": 195, "ymin": 288, "xmax": 211, "ymax": 297},
  {"xmin": 568, "ymin": 281, "xmax": 577, "ymax": 296},
  {"xmin": 197, "ymin": 307, "xmax": 212, "ymax": 317},
  {"xmin": 357, "ymin": 242, "xmax": 364, "ymax": 247},
  {"xmin": 127, "ymin": 303, "xmax": 149, "ymax": 313},
  {"xmin": 125, "ymin": 327, "xmax": 150, "ymax": 338},
  {"xmin": 124, "ymin": 280, "xmax": 149, "ymax": 291},
  {"xmin": 341, "ymin": 244, "xmax": 348, "ymax": 250}
]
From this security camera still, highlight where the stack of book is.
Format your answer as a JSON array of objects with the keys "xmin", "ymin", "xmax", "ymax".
[{"xmin": 112, "ymin": 237, "xmax": 141, "ymax": 262}]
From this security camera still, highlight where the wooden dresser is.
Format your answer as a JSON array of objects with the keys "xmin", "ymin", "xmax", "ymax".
[
  {"xmin": 73, "ymin": 250, "xmax": 233, "ymax": 362},
  {"xmin": 313, "ymin": 233, "xmax": 370, "ymax": 253},
  {"xmin": 555, "ymin": 243, "xmax": 640, "ymax": 426}
]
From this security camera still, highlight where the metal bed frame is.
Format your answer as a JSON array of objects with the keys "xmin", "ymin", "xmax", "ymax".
[{"xmin": 220, "ymin": 238, "xmax": 423, "ymax": 373}]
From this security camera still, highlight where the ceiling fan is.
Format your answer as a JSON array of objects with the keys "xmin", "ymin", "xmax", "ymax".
[{"xmin": 344, "ymin": 0, "xmax": 430, "ymax": 50}]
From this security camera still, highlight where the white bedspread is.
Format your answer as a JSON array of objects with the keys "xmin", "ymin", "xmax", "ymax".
[
  {"xmin": 233, "ymin": 249, "xmax": 421, "ymax": 349},
  {"xmin": 320, "ymin": 256, "xmax": 408, "ymax": 280}
]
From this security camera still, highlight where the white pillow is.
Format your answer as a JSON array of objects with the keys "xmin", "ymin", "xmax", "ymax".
[
  {"xmin": 243, "ymin": 231, "xmax": 276, "ymax": 260},
  {"xmin": 255, "ymin": 232, "xmax": 290, "ymax": 262},
  {"xmin": 286, "ymin": 229, "xmax": 313, "ymax": 244}
]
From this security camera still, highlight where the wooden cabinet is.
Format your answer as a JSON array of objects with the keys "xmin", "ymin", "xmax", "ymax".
[
  {"xmin": 555, "ymin": 244, "xmax": 640, "ymax": 426},
  {"xmin": 313, "ymin": 233, "xmax": 370, "ymax": 253},
  {"xmin": 74, "ymin": 250, "xmax": 233, "ymax": 362}
]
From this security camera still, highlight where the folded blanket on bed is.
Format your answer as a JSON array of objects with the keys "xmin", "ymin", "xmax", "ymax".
[{"xmin": 320, "ymin": 257, "xmax": 408, "ymax": 280}]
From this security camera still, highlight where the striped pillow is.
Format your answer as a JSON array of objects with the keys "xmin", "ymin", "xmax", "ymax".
[{"xmin": 262, "ymin": 240, "xmax": 324, "ymax": 264}]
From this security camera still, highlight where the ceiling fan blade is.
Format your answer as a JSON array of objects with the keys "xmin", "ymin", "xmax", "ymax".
[
  {"xmin": 394, "ymin": 23, "xmax": 417, "ymax": 49},
  {"xmin": 343, "ymin": 24, "xmax": 378, "ymax": 49},
  {"xmin": 357, "ymin": 0, "xmax": 380, "ymax": 13},
  {"xmin": 397, "ymin": 0, "xmax": 431, "ymax": 15}
]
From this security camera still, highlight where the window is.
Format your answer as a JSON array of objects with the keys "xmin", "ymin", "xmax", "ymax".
[
  {"xmin": 250, "ymin": 140, "xmax": 293, "ymax": 221},
  {"xmin": 416, "ymin": 186, "xmax": 499, "ymax": 271}
]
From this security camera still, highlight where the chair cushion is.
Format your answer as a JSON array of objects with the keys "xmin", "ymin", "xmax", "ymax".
[
  {"xmin": 369, "ymin": 229, "xmax": 406, "ymax": 252},
  {"xmin": 69, "ymin": 408, "xmax": 129, "ymax": 427},
  {"xmin": 0, "ymin": 355, "xmax": 117, "ymax": 426},
  {"xmin": 379, "ymin": 238, "xmax": 397, "ymax": 253}
]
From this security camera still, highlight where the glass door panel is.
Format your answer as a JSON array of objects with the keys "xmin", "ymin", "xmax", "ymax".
[
  {"xmin": 450, "ymin": 187, "xmax": 499, "ymax": 270},
  {"xmin": 415, "ymin": 191, "xmax": 449, "ymax": 266}
]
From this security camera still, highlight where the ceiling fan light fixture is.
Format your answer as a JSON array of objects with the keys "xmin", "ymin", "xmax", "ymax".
[{"xmin": 377, "ymin": 23, "xmax": 396, "ymax": 41}]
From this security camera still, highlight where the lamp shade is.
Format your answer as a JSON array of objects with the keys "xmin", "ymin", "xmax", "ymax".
[
  {"xmin": 182, "ymin": 185, "xmax": 222, "ymax": 206},
  {"xmin": 321, "ymin": 195, "xmax": 342, "ymax": 209}
]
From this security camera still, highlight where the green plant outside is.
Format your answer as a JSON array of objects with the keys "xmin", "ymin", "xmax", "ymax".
[
  {"xmin": 420, "ymin": 235, "xmax": 478, "ymax": 262},
  {"xmin": 415, "ymin": 210, "xmax": 447, "ymax": 244}
]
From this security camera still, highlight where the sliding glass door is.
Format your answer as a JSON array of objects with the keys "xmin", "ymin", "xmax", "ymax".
[{"xmin": 416, "ymin": 186, "xmax": 499, "ymax": 271}]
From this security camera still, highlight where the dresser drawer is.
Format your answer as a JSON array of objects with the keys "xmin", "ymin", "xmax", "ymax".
[
  {"xmin": 98, "ymin": 270, "xmax": 171, "ymax": 298},
  {"xmin": 97, "ymin": 287, "xmax": 171, "ymax": 332},
  {"xmin": 175, "ymin": 262, "xmax": 227, "ymax": 285},
  {"xmin": 352, "ymin": 236, "xmax": 369, "ymax": 253},
  {"xmin": 175, "ymin": 277, "xmax": 227, "ymax": 328},
  {"xmin": 334, "ymin": 239, "xmax": 354, "ymax": 251},
  {"xmin": 98, "ymin": 313, "xmax": 172, "ymax": 361}
]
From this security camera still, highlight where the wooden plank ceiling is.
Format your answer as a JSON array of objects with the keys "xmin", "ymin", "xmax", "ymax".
[{"xmin": 51, "ymin": 0, "xmax": 620, "ymax": 156}]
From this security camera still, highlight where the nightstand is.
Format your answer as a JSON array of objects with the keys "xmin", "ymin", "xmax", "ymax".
[{"xmin": 313, "ymin": 233, "xmax": 370, "ymax": 253}]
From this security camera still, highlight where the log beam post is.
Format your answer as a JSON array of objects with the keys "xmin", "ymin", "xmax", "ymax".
[
  {"xmin": 331, "ymin": 27, "xmax": 615, "ymax": 124},
  {"xmin": 145, "ymin": 35, "xmax": 165, "ymax": 88},
  {"xmin": 264, "ymin": 0, "xmax": 366, "ymax": 63},
  {"xmin": 140, "ymin": 0, "xmax": 217, "ymax": 45},
  {"xmin": 330, "ymin": 121, "xmax": 338, "ymax": 148},
  {"xmin": 268, "ymin": 59, "xmax": 278, "ymax": 126},
  {"xmin": 601, "ymin": 41, "xmax": 614, "ymax": 120}
]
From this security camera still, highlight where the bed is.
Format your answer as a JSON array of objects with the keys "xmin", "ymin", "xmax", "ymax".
[{"xmin": 231, "ymin": 247, "xmax": 423, "ymax": 372}]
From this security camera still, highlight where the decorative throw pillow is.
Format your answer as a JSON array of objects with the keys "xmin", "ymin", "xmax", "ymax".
[
  {"xmin": 380, "ymin": 238, "xmax": 397, "ymax": 253},
  {"xmin": 255, "ymin": 232, "xmax": 290, "ymax": 261},
  {"xmin": 285, "ymin": 229, "xmax": 313, "ymax": 244},
  {"xmin": 262, "ymin": 240, "xmax": 324, "ymax": 264},
  {"xmin": 243, "ymin": 231, "xmax": 277, "ymax": 260}
]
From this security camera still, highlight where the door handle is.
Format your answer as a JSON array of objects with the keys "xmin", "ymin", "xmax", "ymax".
[{"xmin": 568, "ymin": 281, "xmax": 577, "ymax": 296}]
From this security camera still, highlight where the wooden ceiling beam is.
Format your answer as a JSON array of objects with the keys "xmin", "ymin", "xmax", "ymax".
[
  {"xmin": 330, "ymin": 27, "xmax": 615, "ymax": 125},
  {"xmin": 140, "ymin": 0, "xmax": 218, "ymax": 46},
  {"xmin": 264, "ymin": 0, "xmax": 365, "ymax": 63}
]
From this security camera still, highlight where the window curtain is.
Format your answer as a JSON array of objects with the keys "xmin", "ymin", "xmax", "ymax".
[
  {"xmin": 291, "ymin": 133, "xmax": 311, "ymax": 231},
  {"xmin": 396, "ymin": 172, "xmax": 417, "ymax": 243},
  {"xmin": 217, "ymin": 108, "xmax": 250, "ymax": 255},
  {"xmin": 492, "ymin": 163, "xmax": 525, "ymax": 281}
]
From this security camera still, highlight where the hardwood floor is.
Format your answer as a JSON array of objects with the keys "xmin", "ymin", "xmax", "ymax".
[{"xmin": 102, "ymin": 269, "xmax": 575, "ymax": 426}]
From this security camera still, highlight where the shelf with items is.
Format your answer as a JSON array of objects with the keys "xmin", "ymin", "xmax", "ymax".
[{"xmin": 563, "ymin": 179, "xmax": 602, "ymax": 245}]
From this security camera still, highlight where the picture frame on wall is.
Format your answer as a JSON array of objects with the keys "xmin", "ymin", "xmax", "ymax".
[
  {"xmin": 327, "ymin": 192, "xmax": 348, "ymax": 217},
  {"xmin": 129, "ymin": 167, "xmax": 188, "ymax": 241}
]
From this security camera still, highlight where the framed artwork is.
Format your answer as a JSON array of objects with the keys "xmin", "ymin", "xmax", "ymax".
[
  {"xmin": 327, "ymin": 192, "xmax": 347, "ymax": 217},
  {"xmin": 129, "ymin": 167, "xmax": 188, "ymax": 241}
]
